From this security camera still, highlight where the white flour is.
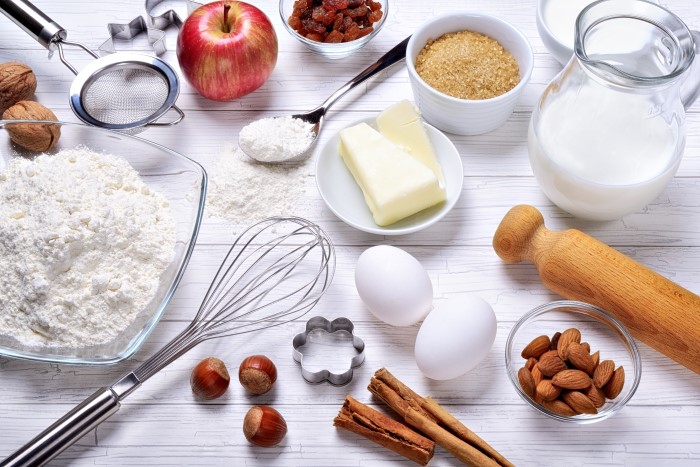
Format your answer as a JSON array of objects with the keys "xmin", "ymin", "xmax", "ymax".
[
  {"xmin": 0, "ymin": 148, "xmax": 176, "ymax": 348},
  {"xmin": 207, "ymin": 145, "xmax": 311, "ymax": 225},
  {"xmin": 239, "ymin": 116, "xmax": 314, "ymax": 163}
]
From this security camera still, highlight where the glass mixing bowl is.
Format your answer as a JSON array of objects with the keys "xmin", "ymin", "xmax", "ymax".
[
  {"xmin": 0, "ymin": 120, "xmax": 207, "ymax": 365},
  {"xmin": 506, "ymin": 301, "xmax": 642, "ymax": 424},
  {"xmin": 279, "ymin": 0, "xmax": 388, "ymax": 59}
]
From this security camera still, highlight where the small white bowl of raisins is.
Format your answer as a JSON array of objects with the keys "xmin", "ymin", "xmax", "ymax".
[{"xmin": 280, "ymin": 0, "xmax": 388, "ymax": 59}]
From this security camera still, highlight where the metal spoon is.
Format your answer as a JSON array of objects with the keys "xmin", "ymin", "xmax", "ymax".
[{"xmin": 239, "ymin": 36, "xmax": 410, "ymax": 164}]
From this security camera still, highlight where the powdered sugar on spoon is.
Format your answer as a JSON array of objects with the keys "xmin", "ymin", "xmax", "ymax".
[{"xmin": 238, "ymin": 36, "xmax": 410, "ymax": 164}]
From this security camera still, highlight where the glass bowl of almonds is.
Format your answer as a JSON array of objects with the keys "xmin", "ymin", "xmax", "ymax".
[
  {"xmin": 280, "ymin": 0, "xmax": 388, "ymax": 59},
  {"xmin": 505, "ymin": 301, "xmax": 642, "ymax": 424}
]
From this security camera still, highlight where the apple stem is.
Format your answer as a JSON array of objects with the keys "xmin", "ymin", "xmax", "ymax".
[{"xmin": 223, "ymin": 4, "xmax": 231, "ymax": 34}]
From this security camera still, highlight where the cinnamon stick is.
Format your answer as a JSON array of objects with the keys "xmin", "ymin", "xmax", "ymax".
[
  {"xmin": 334, "ymin": 395, "xmax": 435, "ymax": 465},
  {"xmin": 369, "ymin": 368, "xmax": 513, "ymax": 467}
]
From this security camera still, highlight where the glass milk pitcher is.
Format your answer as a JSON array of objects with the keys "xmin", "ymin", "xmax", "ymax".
[{"xmin": 528, "ymin": 0, "xmax": 700, "ymax": 220}]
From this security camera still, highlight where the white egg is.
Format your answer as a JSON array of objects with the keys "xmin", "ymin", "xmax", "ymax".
[
  {"xmin": 414, "ymin": 295, "xmax": 497, "ymax": 380},
  {"xmin": 355, "ymin": 245, "xmax": 433, "ymax": 326}
]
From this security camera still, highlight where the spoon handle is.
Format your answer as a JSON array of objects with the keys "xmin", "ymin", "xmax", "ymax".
[{"xmin": 317, "ymin": 36, "xmax": 410, "ymax": 114}]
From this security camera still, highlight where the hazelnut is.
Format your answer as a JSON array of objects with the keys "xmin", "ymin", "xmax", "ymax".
[
  {"xmin": 239, "ymin": 355, "xmax": 277, "ymax": 395},
  {"xmin": 243, "ymin": 406, "xmax": 287, "ymax": 447},
  {"xmin": 190, "ymin": 357, "xmax": 230, "ymax": 400},
  {"xmin": 3, "ymin": 101, "xmax": 59, "ymax": 152}
]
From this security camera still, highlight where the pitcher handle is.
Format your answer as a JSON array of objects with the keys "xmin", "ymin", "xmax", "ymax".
[{"xmin": 681, "ymin": 31, "xmax": 700, "ymax": 109}]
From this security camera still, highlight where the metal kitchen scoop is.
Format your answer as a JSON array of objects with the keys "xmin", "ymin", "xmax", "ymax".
[
  {"xmin": 0, "ymin": 0, "xmax": 183, "ymax": 131},
  {"xmin": 239, "ymin": 36, "xmax": 410, "ymax": 164}
]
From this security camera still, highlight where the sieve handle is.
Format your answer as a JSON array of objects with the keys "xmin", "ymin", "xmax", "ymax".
[{"xmin": 0, "ymin": 0, "xmax": 66, "ymax": 49}]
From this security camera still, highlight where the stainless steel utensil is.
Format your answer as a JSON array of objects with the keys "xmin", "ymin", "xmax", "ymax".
[
  {"xmin": 3, "ymin": 216, "xmax": 335, "ymax": 466},
  {"xmin": 239, "ymin": 36, "xmax": 410, "ymax": 164},
  {"xmin": 0, "ymin": 0, "xmax": 184, "ymax": 131}
]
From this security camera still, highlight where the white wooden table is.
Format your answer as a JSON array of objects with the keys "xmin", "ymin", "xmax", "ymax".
[{"xmin": 2, "ymin": 0, "xmax": 700, "ymax": 465}]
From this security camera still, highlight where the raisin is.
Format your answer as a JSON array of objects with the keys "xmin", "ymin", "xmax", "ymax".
[
  {"xmin": 343, "ymin": 23, "xmax": 360, "ymax": 41},
  {"xmin": 348, "ymin": 0, "xmax": 363, "ymax": 7},
  {"xmin": 368, "ymin": 1, "xmax": 381, "ymax": 11},
  {"xmin": 323, "ymin": 0, "xmax": 349, "ymax": 10},
  {"xmin": 333, "ymin": 13, "xmax": 344, "ymax": 31},
  {"xmin": 302, "ymin": 18, "xmax": 327, "ymax": 35},
  {"xmin": 306, "ymin": 32, "xmax": 325, "ymax": 42},
  {"xmin": 368, "ymin": 9, "xmax": 382, "ymax": 23},
  {"xmin": 342, "ymin": 5, "xmax": 368, "ymax": 18},
  {"xmin": 288, "ymin": 16, "xmax": 303, "ymax": 31},
  {"xmin": 342, "ymin": 16, "xmax": 353, "ymax": 30},
  {"xmin": 358, "ymin": 25, "xmax": 374, "ymax": 38},
  {"xmin": 311, "ymin": 5, "xmax": 326, "ymax": 22},
  {"xmin": 325, "ymin": 29, "xmax": 344, "ymax": 43}
]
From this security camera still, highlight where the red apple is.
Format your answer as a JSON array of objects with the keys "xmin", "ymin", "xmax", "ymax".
[{"xmin": 176, "ymin": 1, "xmax": 278, "ymax": 101}]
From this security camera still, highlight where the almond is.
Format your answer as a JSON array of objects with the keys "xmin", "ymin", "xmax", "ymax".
[
  {"xmin": 591, "ymin": 350, "xmax": 600, "ymax": 368},
  {"xmin": 539, "ymin": 349, "xmax": 559, "ymax": 361},
  {"xmin": 551, "ymin": 369, "xmax": 592, "ymax": 390},
  {"xmin": 538, "ymin": 354, "xmax": 568, "ymax": 377},
  {"xmin": 518, "ymin": 367, "xmax": 535, "ymax": 398},
  {"xmin": 550, "ymin": 331, "xmax": 561, "ymax": 350},
  {"xmin": 543, "ymin": 399, "xmax": 577, "ymax": 416},
  {"xmin": 603, "ymin": 366, "xmax": 625, "ymax": 400},
  {"xmin": 536, "ymin": 379, "xmax": 561, "ymax": 402},
  {"xmin": 531, "ymin": 363, "xmax": 544, "ymax": 386},
  {"xmin": 557, "ymin": 328, "xmax": 581, "ymax": 360},
  {"xmin": 562, "ymin": 391, "xmax": 597, "ymax": 414},
  {"xmin": 525, "ymin": 357, "xmax": 538, "ymax": 371},
  {"xmin": 593, "ymin": 360, "xmax": 615, "ymax": 389},
  {"xmin": 580, "ymin": 342, "xmax": 591, "ymax": 353},
  {"xmin": 521, "ymin": 335, "xmax": 551, "ymax": 359},
  {"xmin": 585, "ymin": 384, "xmax": 606, "ymax": 408},
  {"xmin": 567, "ymin": 342, "xmax": 596, "ymax": 375}
]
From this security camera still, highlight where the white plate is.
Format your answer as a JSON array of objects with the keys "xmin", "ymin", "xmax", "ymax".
[{"xmin": 315, "ymin": 117, "xmax": 463, "ymax": 235}]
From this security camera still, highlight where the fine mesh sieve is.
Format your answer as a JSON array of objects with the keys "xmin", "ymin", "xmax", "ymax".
[{"xmin": 1, "ymin": 0, "xmax": 184, "ymax": 131}]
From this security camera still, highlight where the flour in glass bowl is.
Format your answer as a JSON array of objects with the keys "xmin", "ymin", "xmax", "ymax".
[{"xmin": 0, "ymin": 148, "xmax": 176, "ymax": 349}]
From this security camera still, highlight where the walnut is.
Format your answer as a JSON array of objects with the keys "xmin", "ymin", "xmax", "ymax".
[
  {"xmin": 2, "ymin": 101, "xmax": 60, "ymax": 152},
  {"xmin": 0, "ymin": 62, "xmax": 37, "ymax": 114}
]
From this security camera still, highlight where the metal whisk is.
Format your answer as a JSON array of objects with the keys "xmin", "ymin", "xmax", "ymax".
[{"xmin": 3, "ymin": 217, "xmax": 336, "ymax": 467}]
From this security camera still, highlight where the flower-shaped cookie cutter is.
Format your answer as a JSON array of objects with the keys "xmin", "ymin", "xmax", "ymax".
[{"xmin": 292, "ymin": 316, "xmax": 366, "ymax": 385}]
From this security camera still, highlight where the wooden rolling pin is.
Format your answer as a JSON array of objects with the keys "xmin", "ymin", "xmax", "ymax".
[{"xmin": 493, "ymin": 204, "xmax": 700, "ymax": 375}]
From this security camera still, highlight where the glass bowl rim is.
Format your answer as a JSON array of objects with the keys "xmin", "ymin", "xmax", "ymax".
[
  {"xmin": 279, "ymin": 0, "xmax": 389, "ymax": 51},
  {"xmin": 505, "ymin": 300, "xmax": 642, "ymax": 424},
  {"xmin": 0, "ymin": 119, "xmax": 208, "ymax": 365}
]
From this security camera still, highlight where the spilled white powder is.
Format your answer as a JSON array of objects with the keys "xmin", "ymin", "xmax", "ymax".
[
  {"xmin": 0, "ymin": 148, "xmax": 176, "ymax": 348},
  {"xmin": 207, "ymin": 145, "xmax": 311, "ymax": 225},
  {"xmin": 239, "ymin": 116, "xmax": 314, "ymax": 163}
]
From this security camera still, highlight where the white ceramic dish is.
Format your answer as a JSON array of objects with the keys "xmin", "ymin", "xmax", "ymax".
[
  {"xmin": 406, "ymin": 13, "xmax": 533, "ymax": 135},
  {"xmin": 316, "ymin": 117, "xmax": 463, "ymax": 235}
]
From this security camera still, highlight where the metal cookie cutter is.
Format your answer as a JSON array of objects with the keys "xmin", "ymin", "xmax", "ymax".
[
  {"xmin": 98, "ymin": 16, "xmax": 167, "ymax": 56},
  {"xmin": 145, "ymin": 0, "xmax": 203, "ymax": 30},
  {"xmin": 293, "ymin": 316, "xmax": 366, "ymax": 385}
]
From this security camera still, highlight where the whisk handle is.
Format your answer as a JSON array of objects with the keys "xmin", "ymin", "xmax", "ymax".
[
  {"xmin": 2, "ymin": 387, "xmax": 120, "ymax": 466},
  {"xmin": 0, "ymin": 0, "xmax": 67, "ymax": 49}
]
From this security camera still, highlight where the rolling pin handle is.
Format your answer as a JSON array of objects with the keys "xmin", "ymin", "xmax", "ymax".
[{"xmin": 493, "ymin": 205, "xmax": 545, "ymax": 264}]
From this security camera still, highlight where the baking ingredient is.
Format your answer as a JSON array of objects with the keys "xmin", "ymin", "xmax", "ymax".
[
  {"xmin": 369, "ymin": 368, "xmax": 514, "ymax": 466},
  {"xmin": 494, "ymin": 204, "xmax": 700, "ymax": 375},
  {"xmin": 0, "ymin": 62, "xmax": 37, "ymax": 114},
  {"xmin": 520, "ymin": 335, "xmax": 551, "ymax": 359},
  {"xmin": 206, "ymin": 145, "xmax": 310, "ymax": 225},
  {"xmin": 287, "ymin": 0, "xmax": 383, "ymax": 43},
  {"xmin": 191, "ymin": 357, "xmax": 231, "ymax": 400},
  {"xmin": 528, "ymin": 83, "xmax": 681, "ymax": 220},
  {"xmin": 239, "ymin": 116, "xmax": 314, "ymax": 163},
  {"xmin": 376, "ymin": 100, "xmax": 444, "ymax": 187},
  {"xmin": 239, "ymin": 355, "xmax": 277, "ymax": 394},
  {"xmin": 339, "ymin": 122, "xmax": 445, "ymax": 226},
  {"xmin": 355, "ymin": 245, "xmax": 432, "ymax": 326},
  {"xmin": 243, "ymin": 406, "xmax": 288, "ymax": 447},
  {"xmin": 3, "ymin": 101, "xmax": 59, "ymax": 151},
  {"xmin": 414, "ymin": 295, "xmax": 497, "ymax": 380},
  {"xmin": 517, "ymin": 328, "xmax": 626, "ymax": 415},
  {"xmin": 176, "ymin": 1, "xmax": 278, "ymax": 101},
  {"xmin": 542, "ymin": 0, "xmax": 597, "ymax": 47},
  {"xmin": 415, "ymin": 30, "xmax": 520, "ymax": 100},
  {"xmin": 0, "ymin": 148, "xmax": 175, "ymax": 348},
  {"xmin": 334, "ymin": 395, "xmax": 435, "ymax": 466}
]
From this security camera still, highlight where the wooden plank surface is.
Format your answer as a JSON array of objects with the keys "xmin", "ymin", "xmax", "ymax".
[{"xmin": 1, "ymin": 0, "xmax": 700, "ymax": 465}]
